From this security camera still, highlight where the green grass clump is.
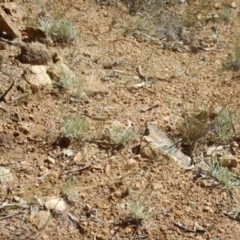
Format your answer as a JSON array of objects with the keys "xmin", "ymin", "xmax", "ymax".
[
  {"xmin": 62, "ymin": 115, "xmax": 88, "ymax": 141},
  {"xmin": 54, "ymin": 70, "xmax": 85, "ymax": 99},
  {"xmin": 39, "ymin": 18, "xmax": 79, "ymax": 44},
  {"xmin": 220, "ymin": 7, "xmax": 236, "ymax": 23},
  {"xmin": 109, "ymin": 126, "xmax": 137, "ymax": 146},
  {"xmin": 127, "ymin": 200, "xmax": 152, "ymax": 224},
  {"xmin": 60, "ymin": 177, "xmax": 79, "ymax": 203},
  {"xmin": 58, "ymin": 70, "xmax": 76, "ymax": 89},
  {"xmin": 209, "ymin": 160, "xmax": 239, "ymax": 188},
  {"xmin": 211, "ymin": 108, "xmax": 236, "ymax": 142}
]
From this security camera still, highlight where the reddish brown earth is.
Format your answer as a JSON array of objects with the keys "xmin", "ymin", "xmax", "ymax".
[{"xmin": 1, "ymin": 0, "xmax": 240, "ymax": 239}]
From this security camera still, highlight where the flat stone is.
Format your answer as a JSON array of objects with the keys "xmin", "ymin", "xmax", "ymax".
[
  {"xmin": 45, "ymin": 197, "xmax": 66, "ymax": 212},
  {"xmin": 140, "ymin": 124, "xmax": 191, "ymax": 167}
]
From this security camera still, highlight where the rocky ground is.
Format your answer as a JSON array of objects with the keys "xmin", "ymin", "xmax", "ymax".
[{"xmin": 1, "ymin": 0, "xmax": 240, "ymax": 239}]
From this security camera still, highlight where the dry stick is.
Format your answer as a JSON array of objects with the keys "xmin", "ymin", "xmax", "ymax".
[
  {"xmin": 173, "ymin": 221, "xmax": 205, "ymax": 233},
  {"xmin": 0, "ymin": 68, "xmax": 15, "ymax": 102},
  {"xmin": 62, "ymin": 163, "xmax": 92, "ymax": 176},
  {"xmin": 0, "ymin": 211, "xmax": 24, "ymax": 220}
]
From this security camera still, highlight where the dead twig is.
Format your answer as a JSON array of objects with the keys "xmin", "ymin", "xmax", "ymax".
[
  {"xmin": 0, "ymin": 68, "xmax": 15, "ymax": 102},
  {"xmin": 62, "ymin": 163, "xmax": 92, "ymax": 176},
  {"xmin": 0, "ymin": 211, "xmax": 24, "ymax": 220},
  {"xmin": 0, "ymin": 203, "xmax": 29, "ymax": 210},
  {"xmin": 173, "ymin": 221, "xmax": 205, "ymax": 233},
  {"xmin": 68, "ymin": 212, "xmax": 85, "ymax": 234},
  {"xmin": 141, "ymin": 103, "xmax": 159, "ymax": 113}
]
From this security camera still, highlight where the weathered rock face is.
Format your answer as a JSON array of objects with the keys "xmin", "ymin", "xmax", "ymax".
[
  {"xmin": 19, "ymin": 42, "xmax": 51, "ymax": 65},
  {"xmin": 140, "ymin": 124, "xmax": 191, "ymax": 167},
  {"xmin": 0, "ymin": 10, "xmax": 21, "ymax": 39},
  {"xmin": 23, "ymin": 27, "xmax": 50, "ymax": 43},
  {"xmin": 23, "ymin": 65, "xmax": 52, "ymax": 88}
]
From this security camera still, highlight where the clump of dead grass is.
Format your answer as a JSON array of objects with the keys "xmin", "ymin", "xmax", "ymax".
[{"xmin": 177, "ymin": 101, "xmax": 237, "ymax": 154}]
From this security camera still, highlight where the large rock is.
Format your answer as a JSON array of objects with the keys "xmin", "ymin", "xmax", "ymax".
[
  {"xmin": 140, "ymin": 124, "xmax": 191, "ymax": 167},
  {"xmin": 23, "ymin": 65, "xmax": 52, "ymax": 89},
  {"xmin": 19, "ymin": 42, "xmax": 51, "ymax": 65},
  {"xmin": 0, "ymin": 10, "xmax": 21, "ymax": 39}
]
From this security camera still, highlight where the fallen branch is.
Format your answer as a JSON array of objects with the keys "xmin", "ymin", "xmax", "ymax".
[{"xmin": 173, "ymin": 221, "xmax": 205, "ymax": 233}]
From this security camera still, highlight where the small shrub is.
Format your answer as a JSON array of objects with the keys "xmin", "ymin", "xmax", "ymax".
[
  {"xmin": 127, "ymin": 200, "xmax": 151, "ymax": 224},
  {"xmin": 62, "ymin": 114, "xmax": 88, "ymax": 141},
  {"xmin": 53, "ymin": 69, "xmax": 85, "ymax": 99},
  {"xmin": 209, "ymin": 160, "xmax": 239, "ymax": 188},
  {"xmin": 224, "ymin": 34, "xmax": 240, "ymax": 71},
  {"xmin": 60, "ymin": 177, "xmax": 79, "ymax": 203},
  {"xmin": 109, "ymin": 126, "xmax": 137, "ymax": 146},
  {"xmin": 178, "ymin": 109, "xmax": 211, "ymax": 152},
  {"xmin": 211, "ymin": 108, "xmax": 236, "ymax": 142},
  {"xmin": 178, "ymin": 104, "xmax": 236, "ymax": 154},
  {"xmin": 74, "ymin": 80, "xmax": 86, "ymax": 99},
  {"xmin": 220, "ymin": 7, "xmax": 236, "ymax": 23},
  {"xmin": 39, "ymin": 18, "xmax": 79, "ymax": 44},
  {"xmin": 58, "ymin": 70, "xmax": 76, "ymax": 89}
]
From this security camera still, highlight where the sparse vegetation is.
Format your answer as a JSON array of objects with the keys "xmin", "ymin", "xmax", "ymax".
[
  {"xmin": 39, "ymin": 18, "xmax": 79, "ymax": 44},
  {"xmin": 53, "ymin": 69, "xmax": 85, "ymax": 98},
  {"xmin": 62, "ymin": 114, "xmax": 88, "ymax": 141},
  {"xmin": 178, "ymin": 106, "xmax": 213, "ymax": 152},
  {"xmin": 58, "ymin": 70, "xmax": 76, "ymax": 89},
  {"xmin": 209, "ymin": 160, "xmax": 239, "ymax": 188},
  {"xmin": 2, "ymin": 0, "xmax": 240, "ymax": 238},
  {"xmin": 211, "ymin": 108, "xmax": 236, "ymax": 142},
  {"xmin": 220, "ymin": 6, "xmax": 236, "ymax": 23},
  {"xmin": 124, "ymin": 199, "xmax": 152, "ymax": 225},
  {"xmin": 224, "ymin": 34, "xmax": 240, "ymax": 71},
  {"xmin": 128, "ymin": 200, "xmax": 151, "ymax": 222},
  {"xmin": 178, "ymin": 104, "xmax": 236, "ymax": 154},
  {"xmin": 60, "ymin": 177, "xmax": 79, "ymax": 203},
  {"xmin": 74, "ymin": 80, "xmax": 86, "ymax": 99},
  {"xmin": 109, "ymin": 126, "xmax": 138, "ymax": 146}
]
